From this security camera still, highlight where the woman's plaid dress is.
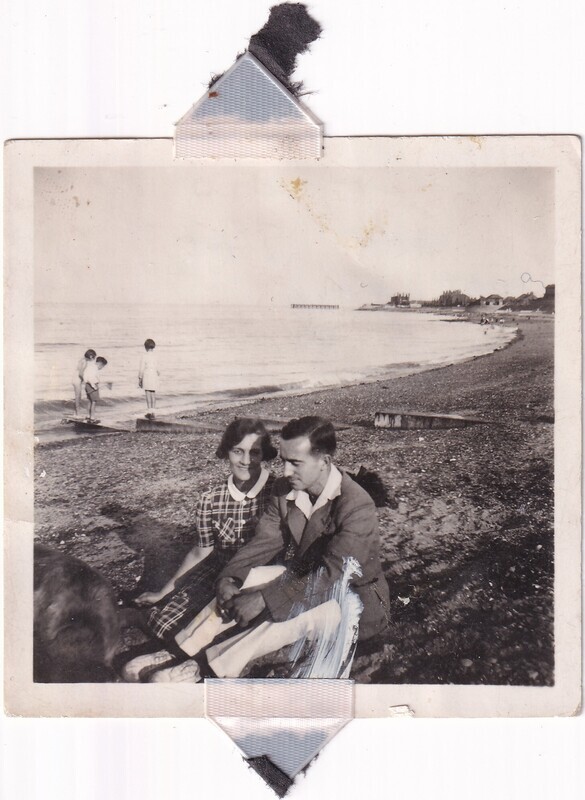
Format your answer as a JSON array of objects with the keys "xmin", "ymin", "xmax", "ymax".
[{"xmin": 148, "ymin": 469, "xmax": 275, "ymax": 641}]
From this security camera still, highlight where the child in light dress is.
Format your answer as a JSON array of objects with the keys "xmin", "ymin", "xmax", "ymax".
[{"xmin": 138, "ymin": 339, "xmax": 160, "ymax": 419}]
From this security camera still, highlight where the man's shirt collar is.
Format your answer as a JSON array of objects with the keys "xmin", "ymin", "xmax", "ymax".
[{"xmin": 286, "ymin": 464, "xmax": 342, "ymax": 519}]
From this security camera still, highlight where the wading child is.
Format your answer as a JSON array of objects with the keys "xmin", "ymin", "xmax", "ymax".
[
  {"xmin": 138, "ymin": 339, "xmax": 159, "ymax": 419},
  {"xmin": 83, "ymin": 356, "xmax": 108, "ymax": 423}
]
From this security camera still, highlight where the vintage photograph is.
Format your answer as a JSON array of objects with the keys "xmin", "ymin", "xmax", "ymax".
[{"xmin": 4, "ymin": 134, "xmax": 581, "ymax": 717}]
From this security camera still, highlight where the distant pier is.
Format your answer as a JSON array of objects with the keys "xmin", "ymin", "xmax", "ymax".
[{"xmin": 291, "ymin": 303, "xmax": 339, "ymax": 310}]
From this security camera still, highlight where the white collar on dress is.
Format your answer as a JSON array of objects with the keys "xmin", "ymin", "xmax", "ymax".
[
  {"xmin": 286, "ymin": 463, "xmax": 342, "ymax": 519},
  {"xmin": 227, "ymin": 467, "xmax": 270, "ymax": 501}
]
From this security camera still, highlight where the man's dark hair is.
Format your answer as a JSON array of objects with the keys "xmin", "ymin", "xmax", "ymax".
[
  {"xmin": 84, "ymin": 349, "xmax": 96, "ymax": 360},
  {"xmin": 216, "ymin": 417, "xmax": 278, "ymax": 461},
  {"xmin": 144, "ymin": 339, "xmax": 156, "ymax": 350},
  {"xmin": 280, "ymin": 416, "xmax": 336, "ymax": 456}
]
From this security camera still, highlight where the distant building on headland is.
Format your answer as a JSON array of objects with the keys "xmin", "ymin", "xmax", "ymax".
[
  {"xmin": 357, "ymin": 284, "xmax": 554, "ymax": 314},
  {"xmin": 389, "ymin": 293, "xmax": 410, "ymax": 307},
  {"xmin": 501, "ymin": 284, "xmax": 554, "ymax": 313},
  {"xmin": 480, "ymin": 294, "xmax": 504, "ymax": 307},
  {"xmin": 504, "ymin": 292, "xmax": 536, "ymax": 308},
  {"xmin": 543, "ymin": 283, "xmax": 555, "ymax": 307},
  {"xmin": 357, "ymin": 293, "xmax": 413, "ymax": 311}
]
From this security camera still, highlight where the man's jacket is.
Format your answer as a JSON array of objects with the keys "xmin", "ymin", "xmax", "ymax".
[{"xmin": 218, "ymin": 471, "xmax": 390, "ymax": 641}]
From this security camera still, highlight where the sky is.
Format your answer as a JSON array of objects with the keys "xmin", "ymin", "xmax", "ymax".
[{"xmin": 34, "ymin": 162, "xmax": 554, "ymax": 307}]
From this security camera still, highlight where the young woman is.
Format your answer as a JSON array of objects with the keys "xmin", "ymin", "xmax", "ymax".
[{"xmin": 123, "ymin": 417, "xmax": 277, "ymax": 680}]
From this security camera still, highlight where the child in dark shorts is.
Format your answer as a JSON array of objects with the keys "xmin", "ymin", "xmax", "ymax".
[{"xmin": 83, "ymin": 356, "xmax": 108, "ymax": 422}]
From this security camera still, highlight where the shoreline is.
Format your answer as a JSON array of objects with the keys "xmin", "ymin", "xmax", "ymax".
[
  {"xmin": 35, "ymin": 322, "xmax": 519, "ymax": 442},
  {"xmin": 34, "ymin": 318, "xmax": 554, "ymax": 685}
]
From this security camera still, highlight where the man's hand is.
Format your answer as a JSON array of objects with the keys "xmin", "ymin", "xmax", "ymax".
[
  {"xmin": 216, "ymin": 577, "xmax": 241, "ymax": 612},
  {"xmin": 227, "ymin": 590, "xmax": 266, "ymax": 627}
]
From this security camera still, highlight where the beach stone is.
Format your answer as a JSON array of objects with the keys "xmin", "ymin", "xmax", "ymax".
[
  {"xmin": 84, "ymin": 515, "xmax": 123, "ymax": 533},
  {"xmin": 414, "ymin": 539, "xmax": 435, "ymax": 553},
  {"xmin": 351, "ymin": 644, "xmax": 396, "ymax": 683},
  {"xmin": 440, "ymin": 514, "xmax": 460, "ymax": 535},
  {"xmin": 431, "ymin": 499, "xmax": 450, "ymax": 519}
]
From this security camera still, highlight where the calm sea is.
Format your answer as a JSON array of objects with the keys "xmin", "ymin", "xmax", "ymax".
[{"xmin": 34, "ymin": 303, "xmax": 515, "ymax": 423}]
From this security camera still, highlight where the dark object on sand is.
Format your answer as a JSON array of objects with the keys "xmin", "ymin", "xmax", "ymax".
[
  {"xmin": 209, "ymin": 3, "xmax": 322, "ymax": 96},
  {"xmin": 346, "ymin": 465, "xmax": 393, "ymax": 508},
  {"xmin": 374, "ymin": 410, "xmax": 489, "ymax": 430},
  {"xmin": 98, "ymin": 503, "xmax": 194, "ymax": 598},
  {"xmin": 34, "ymin": 544, "xmax": 120, "ymax": 682}
]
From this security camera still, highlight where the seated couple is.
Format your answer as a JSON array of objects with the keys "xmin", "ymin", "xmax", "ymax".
[{"xmin": 123, "ymin": 415, "xmax": 390, "ymax": 682}]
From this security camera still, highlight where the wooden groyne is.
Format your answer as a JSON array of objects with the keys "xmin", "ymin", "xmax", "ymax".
[
  {"xmin": 136, "ymin": 416, "xmax": 354, "ymax": 434},
  {"xmin": 374, "ymin": 410, "xmax": 488, "ymax": 430},
  {"xmin": 136, "ymin": 418, "xmax": 225, "ymax": 433}
]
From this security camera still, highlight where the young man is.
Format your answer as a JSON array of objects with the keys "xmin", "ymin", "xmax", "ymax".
[
  {"xmin": 210, "ymin": 415, "xmax": 390, "ymax": 666},
  {"xmin": 126, "ymin": 415, "xmax": 390, "ymax": 682}
]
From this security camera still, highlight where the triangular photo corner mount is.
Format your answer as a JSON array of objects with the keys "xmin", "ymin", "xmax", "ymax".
[
  {"xmin": 208, "ymin": 715, "xmax": 352, "ymax": 796},
  {"xmin": 173, "ymin": 3, "xmax": 324, "ymax": 160},
  {"xmin": 205, "ymin": 678, "xmax": 354, "ymax": 794}
]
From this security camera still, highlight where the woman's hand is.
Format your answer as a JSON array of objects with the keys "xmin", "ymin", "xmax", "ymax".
[{"xmin": 134, "ymin": 590, "xmax": 165, "ymax": 606}]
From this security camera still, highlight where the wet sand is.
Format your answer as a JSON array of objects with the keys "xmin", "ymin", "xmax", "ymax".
[{"xmin": 34, "ymin": 318, "xmax": 554, "ymax": 685}]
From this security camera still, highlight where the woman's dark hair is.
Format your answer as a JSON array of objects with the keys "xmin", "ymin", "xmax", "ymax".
[
  {"xmin": 144, "ymin": 339, "xmax": 156, "ymax": 350},
  {"xmin": 281, "ymin": 416, "xmax": 336, "ymax": 455},
  {"xmin": 96, "ymin": 356, "xmax": 108, "ymax": 366},
  {"xmin": 84, "ymin": 349, "xmax": 97, "ymax": 359},
  {"xmin": 216, "ymin": 417, "xmax": 278, "ymax": 461}
]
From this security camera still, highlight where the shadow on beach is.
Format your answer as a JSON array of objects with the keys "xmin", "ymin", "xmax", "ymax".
[{"xmin": 98, "ymin": 502, "xmax": 194, "ymax": 598}]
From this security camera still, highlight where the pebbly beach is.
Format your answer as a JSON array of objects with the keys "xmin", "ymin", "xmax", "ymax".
[{"xmin": 34, "ymin": 317, "xmax": 554, "ymax": 685}]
